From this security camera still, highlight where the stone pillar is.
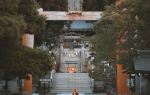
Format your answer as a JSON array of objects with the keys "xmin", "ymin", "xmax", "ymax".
[
  {"xmin": 22, "ymin": 33, "xmax": 34, "ymax": 48},
  {"xmin": 60, "ymin": 43, "xmax": 63, "ymax": 63},
  {"xmin": 117, "ymin": 64, "xmax": 130, "ymax": 95},
  {"xmin": 116, "ymin": 0, "xmax": 122, "ymax": 8},
  {"xmin": 23, "ymin": 74, "xmax": 32, "ymax": 95},
  {"xmin": 80, "ymin": 44, "xmax": 85, "ymax": 72},
  {"xmin": 22, "ymin": 34, "xmax": 34, "ymax": 95},
  {"xmin": 59, "ymin": 43, "xmax": 64, "ymax": 72},
  {"xmin": 116, "ymin": 39, "xmax": 130, "ymax": 95}
]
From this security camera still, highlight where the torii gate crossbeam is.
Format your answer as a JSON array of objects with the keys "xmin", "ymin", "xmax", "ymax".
[
  {"xmin": 38, "ymin": 0, "xmax": 102, "ymax": 21},
  {"xmin": 39, "ymin": 11, "xmax": 102, "ymax": 21}
]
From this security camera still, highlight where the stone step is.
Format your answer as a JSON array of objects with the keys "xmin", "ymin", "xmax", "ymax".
[
  {"xmin": 53, "ymin": 83, "xmax": 91, "ymax": 85},
  {"xmin": 51, "ymin": 73, "xmax": 92, "ymax": 94},
  {"xmin": 52, "ymin": 84, "xmax": 91, "ymax": 88},
  {"xmin": 53, "ymin": 77, "xmax": 90, "ymax": 79},
  {"xmin": 53, "ymin": 85, "xmax": 91, "ymax": 88},
  {"xmin": 50, "ymin": 89, "xmax": 93, "ymax": 94},
  {"xmin": 53, "ymin": 83, "xmax": 91, "ymax": 86},
  {"xmin": 53, "ymin": 79, "xmax": 91, "ymax": 82},
  {"xmin": 53, "ymin": 80, "xmax": 91, "ymax": 83},
  {"xmin": 53, "ymin": 73, "xmax": 89, "ymax": 77},
  {"xmin": 51, "ymin": 86, "xmax": 92, "ymax": 89},
  {"xmin": 53, "ymin": 81, "xmax": 91, "ymax": 84},
  {"xmin": 54, "ymin": 75, "xmax": 90, "ymax": 78},
  {"xmin": 48, "ymin": 93, "xmax": 108, "ymax": 95}
]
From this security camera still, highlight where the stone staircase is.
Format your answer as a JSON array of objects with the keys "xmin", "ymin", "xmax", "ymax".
[{"xmin": 50, "ymin": 73, "xmax": 93, "ymax": 94}]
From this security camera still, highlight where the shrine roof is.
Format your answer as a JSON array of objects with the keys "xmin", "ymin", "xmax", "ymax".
[{"xmin": 133, "ymin": 50, "xmax": 150, "ymax": 73}]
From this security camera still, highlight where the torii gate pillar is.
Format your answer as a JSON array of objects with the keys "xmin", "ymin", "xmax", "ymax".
[
  {"xmin": 116, "ymin": 0, "xmax": 122, "ymax": 8},
  {"xmin": 23, "ymin": 74, "xmax": 32, "ymax": 95}
]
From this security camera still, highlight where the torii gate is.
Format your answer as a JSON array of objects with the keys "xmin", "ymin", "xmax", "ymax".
[
  {"xmin": 22, "ymin": 1, "xmax": 101, "ymax": 94},
  {"xmin": 22, "ymin": 0, "xmax": 102, "ymax": 48},
  {"xmin": 115, "ymin": 0, "xmax": 131, "ymax": 95},
  {"xmin": 22, "ymin": 1, "xmax": 130, "ymax": 95}
]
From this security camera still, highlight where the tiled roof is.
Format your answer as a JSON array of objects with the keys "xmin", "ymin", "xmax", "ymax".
[{"xmin": 70, "ymin": 21, "xmax": 93, "ymax": 30}]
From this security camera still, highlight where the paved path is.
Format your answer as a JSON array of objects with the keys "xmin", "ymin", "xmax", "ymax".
[{"xmin": 49, "ymin": 32, "xmax": 96, "ymax": 94}]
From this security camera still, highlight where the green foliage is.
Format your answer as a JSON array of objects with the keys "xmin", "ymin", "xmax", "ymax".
[
  {"xmin": 0, "ymin": 16, "xmax": 26, "ymax": 53},
  {"xmin": 133, "ymin": 0, "xmax": 150, "ymax": 48},
  {"xmin": 89, "ymin": 69, "xmax": 102, "ymax": 80},
  {"xmin": 19, "ymin": 0, "xmax": 46, "ymax": 34},
  {"xmin": 92, "ymin": 5, "xmax": 117, "ymax": 62},
  {"xmin": 37, "ymin": 0, "xmax": 67, "ymax": 11},
  {"xmin": 0, "ymin": 0, "xmax": 20, "ymax": 16},
  {"xmin": 118, "ymin": 51, "xmax": 133, "ymax": 69},
  {"xmin": 121, "ymin": 0, "xmax": 150, "ymax": 49},
  {"xmin": 16, "ymin": 47, "xmax": 53, "ymax": 77},
  {"xmin": 0, "ymin": 16, "xmax": 25, "ymax": 80},
  {"xmin": 37, "ymin": 0, "xmax": 106, "ymax": 11},
  {"xmin": 35, "ymin": 21, "xmax": 64, "ymax": 47},
  {"xmin": 17, "ymin": 0, "xmax": 47, "ymax": 47},
  {"xmin": 83, "ymin": 0, "xmax": 105, "ymax": 11},
  {"xmin": 93, "ymin": 18, "xmax": 116, "ymax": 61},
  {"xmin": 93, "ymin": 0, "xmax": 150, "ymax": 70},
  {"xmin": 0, "ymin": 16, "xmax": 26, "ymax": 34},
  {"xmin": 104, "ymin": 0, "xmax": 115, "ymax": 5},
  {"xmin": 0, "ymin": 0, "xmax": 47, "ymax": 45},
  {"xmin": 0, "ymin": 0, "xmax": 52, "ymax": 81}
]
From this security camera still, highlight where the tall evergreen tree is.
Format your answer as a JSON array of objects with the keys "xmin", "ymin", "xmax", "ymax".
[
  {"xmin": 93, "ymin": 0, "xmax": 150, "ymax": 70},
  {"xmin": 18, "ymin": 0, "xmax": 46, "ymax": 34},
  {"xmin": 0, "ymin": 0, "xmax": 20, "ymax": 16},
  {"xmin": 0, "ymin": 0, "xmax": 53, "ymax": 86}
]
